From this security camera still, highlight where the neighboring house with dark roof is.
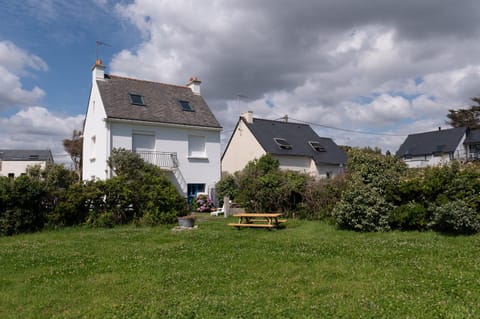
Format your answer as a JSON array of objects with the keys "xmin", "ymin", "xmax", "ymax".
[
  {"xmin": 395, "ymin": 127, "xmax": 480, "ymax": 168},
  {"xmin": 221, "ymin": 111, "xmax": 347, "ymax": 178},
  {"xmin": 82, "ymin": 60, "xmax": 222, "ymax": 200},
  {"xmin": 0, "ymin": 149, "xmax": 53, "ymax": 178}
]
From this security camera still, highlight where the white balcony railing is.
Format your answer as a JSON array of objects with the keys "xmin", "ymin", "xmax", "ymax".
[{"xmin": 134, "ymin": 151, "xmax": 179, "ymax": 170}]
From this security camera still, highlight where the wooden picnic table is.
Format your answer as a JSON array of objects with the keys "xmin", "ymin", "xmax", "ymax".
[{"xmin": 228, "ymin": 213, "xmax": 286, "ymax": 229}]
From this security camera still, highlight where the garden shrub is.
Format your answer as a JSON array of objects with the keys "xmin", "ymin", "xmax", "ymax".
[
  {"xmin": 87, "ymin": 211, "xmax": 115, "ymax": 228},
  {"xmin": 389, "ymin": 202, "xmax": 429, "ymax": 231},
  {"xmin": 215, "ymin": 174, "xmax": 237, "ymax": 206},
  {"xmin": 333, "ymin": 181, "xmax": 392, "ymax": 232},
  {"xmin": 235, "ymin": 154, "xmax": 284, "ymax": 212},
  {"xmin": 193, "ymin": 193, "xmax": 215, "ymax": 212},
  {"xmin": 298, "ymin": 175, "xmax": 346, "ymax": 221},
  {"xmin": 0, "ymin": 175, "xmax": 47, "ymax": 235},
  {"xmin": 429, "ymin": 200, "xmax": 480, "ymax": 235}
]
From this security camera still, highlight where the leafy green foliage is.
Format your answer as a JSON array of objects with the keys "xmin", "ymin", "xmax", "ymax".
[
  {"xmin": 333, "ymin": 181, "xmax": 392, "ymax": 232},
  {"xmin": 333, "ymin": 149, "xmax": 406, "ymax": 231},
  {"xmin": 0, "ymin": 149, "xmax": 186, "ymax": 236},
  {"xmin": 215, "ymin": 174, "xmax": 237, "ymax": 205},
  {"xmin": 297, "ymin": 175, "xmax": 346, "ymax": 220},
  {"xmin": 232, "ymin": 154, "xmax": 309, "ymax": 214},
  {"xmin": 347, "ymin": 148, "xmax": 407, "ymax": 195},
  {"xmin": 430, "ymin": 200, "xmax": 480, "ymax": 235},
  {"xmin": 389, "ymin": 202, "xmax": 429, "ymax": 231},
  {"xmin": 0, "ymin": 175, "xmax": 47, "ymax": 235},
  {"xmin": 446, "ymin": 97, "xmax": 480, "ymax": 129}
]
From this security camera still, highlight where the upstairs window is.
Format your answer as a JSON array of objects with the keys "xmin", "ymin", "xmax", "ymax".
[
  {"xmin": 188, "ymin": 135, "xmax": 206, "ymax": 157},
  {"xmin": 179, "ymin": 100, "xmax": 195, "ymax": 112},
  {"xmin": 273, "ymin": 138, "xmax": 292, "ymax": 150},
  {"xmin": 309, "ymin": 141, "xmax": 326, "ymax": 152},
  {"xmin": 129, "ymin": 93, "xmax": 145, "ymax": 106}
]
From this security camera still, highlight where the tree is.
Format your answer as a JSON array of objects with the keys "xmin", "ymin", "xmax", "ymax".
[
  {"xmin": 63, "ymin": 129, "xmax": 83, "ymax": 180},
  {"xmin": 446, "ymin": 97, "xmax": 480, "ymax": 129}
]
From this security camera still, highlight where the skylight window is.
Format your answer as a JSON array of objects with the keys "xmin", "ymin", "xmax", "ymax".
[
  {"xmin": 309, "ymin": 141, "xmax": 326, "ymax": 152},
  {"xmin": 274, "ymin": 138, "xmax": 292, "ymax": 150},
  {"xmin": 179, "ymin": 100, "xmax": 195, "ymax": 112},
  {"xmin": 129, "ymin": 93, "xmax": 145, "ymax": 106}
]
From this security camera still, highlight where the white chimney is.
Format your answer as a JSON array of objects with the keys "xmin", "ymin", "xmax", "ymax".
[
  {"xmin": 187, "ymin": 76, "xmax": 201, "ymax": 95},
  {"xmin": 241, "ymin": 111, "xmax": 253, "ymax": 124},
  {"xmin": 92, "ymin": 59, "xmax": 105, "ymax": 82}
]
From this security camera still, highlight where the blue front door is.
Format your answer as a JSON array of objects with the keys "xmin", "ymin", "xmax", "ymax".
[{"xmin": 187, "ymin": 183, "xmax": 205, "ymax": 204}]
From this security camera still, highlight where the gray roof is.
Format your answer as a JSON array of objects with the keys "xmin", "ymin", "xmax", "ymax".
[
  {"xmin": 242, "ymin": 118, "xmax": 347, "ymax": 165},
  {"xmin": 464, "ymin": 129, "xmax": 480, "ymax": 144},
  {"xmin": 0, "ymin": 149, "xmax": 53, "ymax": 162},
  {"xmin": 396, "ymin": 127, "xmax": 466, "ymax": 157},
  {"xmin": 96, "ymin": 75, "xmax": 222, "ymax": 129}
]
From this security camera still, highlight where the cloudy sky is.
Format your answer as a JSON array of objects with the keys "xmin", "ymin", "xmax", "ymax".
[{"xmin": 2, "ymin": 0, "xmax": 480, "ymax": 162}]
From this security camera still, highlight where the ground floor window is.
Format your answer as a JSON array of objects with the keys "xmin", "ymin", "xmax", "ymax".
[{"xmin": 187, "ymin": 183, "xmax": 205, "ymax": 204}]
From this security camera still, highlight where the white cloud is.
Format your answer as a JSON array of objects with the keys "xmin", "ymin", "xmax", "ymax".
[
  {"xmin": 0, "ymin": 107, "xmax": 84, "ymax": 163},
  {"xmin": 109, "ymin": 1, "xmax": 480, "ymax": 153},
  {"xmin": 0, "ymin": 41, "xmax": 47, "ymax": 110}
]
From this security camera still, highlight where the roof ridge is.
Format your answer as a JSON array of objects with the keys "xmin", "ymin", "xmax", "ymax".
[
  {"xmin": 106, "ymin": 74, "xmax": 189, "ymax": 90},
  {"xmin": 409, "ymin": 127, "xmax": 465, "ymax": 136},
  {"xmin": 252, "ymin": 117, "xmax": 310, "ymax": 126}
]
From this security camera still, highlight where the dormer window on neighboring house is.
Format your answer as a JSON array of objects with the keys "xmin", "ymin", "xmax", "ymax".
[
  {"xmin": 179, "ymin": 100, "xmax": 195, "ymax": 112},
  {"xmin": 433, "ymin": 144, "xmax": 445, "ymax": 156},
  {"xmin": 129, "ymin": 93, "xmax": 146, "ymax": 106},
  {"xmin": 309, "ymin": 141, "xmax": 326, "ymax": 152},
  {"xmin": 274, "ymin": 138, "xmax": 292, "ymax": 150}
]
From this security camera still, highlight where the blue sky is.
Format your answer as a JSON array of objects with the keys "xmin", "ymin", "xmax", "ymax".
[
  {"xmin": 0, "ymin": 1, "xmax": 135, "ymax": 116},
  {"xmin": 2, "ymin": 0, "xmax": 480, "ymax": 163}
]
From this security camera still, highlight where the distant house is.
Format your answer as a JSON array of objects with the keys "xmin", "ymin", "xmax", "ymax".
[
  {"xmin": 0, "ymin": 149, "xmax": 53, "ymax": 178},
  {"xmin": 82, "ymin": 60, "xmax": 222, "ymax": 201},
  {"xmin": 221, "ymin": 111, "xmax": 347, "ymax": 178},
  {"xmin": 395, "ymin": 127, "xmax": 480, "ymax": 168}
]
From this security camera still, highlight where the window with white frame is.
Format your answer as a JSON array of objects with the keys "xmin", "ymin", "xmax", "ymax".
[
  {"xmin": 188, "ymin": 135, "xmax": 206, "ymax": 158},
  {"xmin": 90, "ymin": 135, "xmax": 96, "ymax": 160}
]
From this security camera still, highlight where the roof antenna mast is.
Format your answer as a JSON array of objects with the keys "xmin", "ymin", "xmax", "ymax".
[{"xmin": 95, "ymin": 40, "xmax": 111, "ymax": 61}]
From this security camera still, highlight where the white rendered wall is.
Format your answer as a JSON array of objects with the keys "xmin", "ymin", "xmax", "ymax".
[
  {"xmin": 0, "ymin": 161, "xmax": 47, "ymax": 177},
  {"xmin": 314, "ymin": 162, "xmax": 344, "ymax": 178},
  {"xmin": 221, "ymin": 120, "xmax": 266, "ymax": 174},
  {"xmin": 109, "ymin": 121, "xmax": 221, "ymax": 194},
  {"xmin": 274, "ymin": 155, "xmax": 311, "ymax": 173},
  {"xmin": 275, "ymin": 155, "xmax": 343, "ymax": 178},
  {"xmin": 82, "ymin": 81, "xmax": 109, "ymax": 181}
]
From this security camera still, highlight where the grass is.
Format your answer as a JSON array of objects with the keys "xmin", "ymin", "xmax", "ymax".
[{"xmin": 1, "ymin": 215, "xmax": 479, "ymax": 318}]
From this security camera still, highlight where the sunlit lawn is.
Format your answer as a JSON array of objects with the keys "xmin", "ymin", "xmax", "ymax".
[{"xmin": 1, "ymin": 215, "xmax": 479, "ymax": 318}]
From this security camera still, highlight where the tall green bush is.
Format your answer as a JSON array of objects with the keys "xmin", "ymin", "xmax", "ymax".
[
  {"xmin": 333, "ymin": 181, "xmax": 392, "ymax": 232},
  {"xmin": 429, "ymin": 200, "xmax": 480, "ymax": 235},
  {"xmin": 297, "ymin": 175, "xmax": 346, "ymax": 220},
  {"xmin": 232, "ymin": 154, "xmax": 308, "ymax": 214},
  {"xmin": 0, "ymin": 175, "xmax": 47, "ymax": 235}
]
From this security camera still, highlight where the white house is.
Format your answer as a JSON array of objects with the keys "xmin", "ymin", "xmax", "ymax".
[
  {"xmin": 221, "ymin": 112, "xmax": 347, "ymax": 178},
  {"xmin": 395, "ymin": 127, "xmax": 480, "ymax": 168},
  {"xmin": 0, "ymin": 149, "xmax": 53, "ymax": 178},
  {"xmin": 82, "ymin": 60, "xmax": 222, "ymax": 201}
]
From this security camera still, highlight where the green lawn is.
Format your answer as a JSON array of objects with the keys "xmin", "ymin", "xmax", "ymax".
[{"xmin": 1, "ymin": 215, "xmax": 479, "ymax": 318}]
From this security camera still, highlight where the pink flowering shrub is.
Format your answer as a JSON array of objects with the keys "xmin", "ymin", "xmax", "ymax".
[{"xmin": 194, "ymin": 194, "xmax": 215, "ymax": 212}]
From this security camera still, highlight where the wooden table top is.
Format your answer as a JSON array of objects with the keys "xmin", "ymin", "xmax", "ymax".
[{"xmin": 233, "ymin": 213, "xmax": 283, "ymax": 218}]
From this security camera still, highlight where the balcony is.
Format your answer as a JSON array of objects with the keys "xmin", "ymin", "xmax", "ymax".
[{"xmin": 134, "ymin": 151, "xmax": 179, "ymax": 170}]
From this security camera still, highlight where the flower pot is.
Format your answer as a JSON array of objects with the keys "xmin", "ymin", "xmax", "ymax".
[{"xmin": 177, "ymin": 217, "xmax": 195, "ymax": 228}]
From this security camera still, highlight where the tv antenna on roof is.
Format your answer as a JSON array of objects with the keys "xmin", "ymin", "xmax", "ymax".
[{"xmin": 95, "ymin": 40, "xmax": 111, "ymax": 61}]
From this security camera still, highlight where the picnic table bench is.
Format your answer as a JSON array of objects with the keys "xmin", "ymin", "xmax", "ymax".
[{"xmin": 228, "ymin": 213, "xmax": 286, "ymax": 229}]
